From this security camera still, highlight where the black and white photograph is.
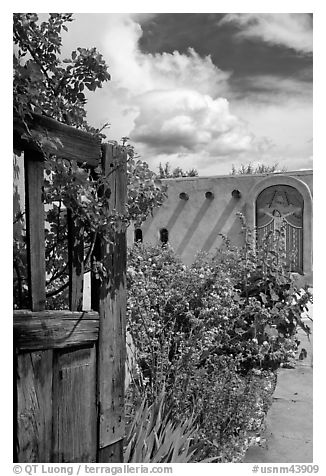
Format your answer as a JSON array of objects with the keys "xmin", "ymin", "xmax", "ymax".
[{"xmin": 12, "ymin": 7, "xmax": 317, "ymax": 473}]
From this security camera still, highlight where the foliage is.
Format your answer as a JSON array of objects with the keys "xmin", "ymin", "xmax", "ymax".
[
  {"xmin": 13, "ymin": 13, "xmax": 110, "ymax": 134},
  {"xmin": 158, "ymin": 162, "xmax": 198, "ymax": 178},
  {"xmin": 128, "ymin": 152, "xmax": 167, "ymax": 227},
  {"xmin": 13, "ymin": 14, "xmax": 167, "ymax": 309},
  {"xmin": 230, "ymin": 162, "xmax": 287, "ymax": 175},
  {"xmin": 126, "ymin": 218, "xmax": 312, "ymax": 460},
  {"xmin": 13, "ymin": 234, "xmax": 29, "ymax": 308},
  {"xmin": 170, "ymin": 354, "xmax": 276, "ymax": 461},
  {"xmin": 124, "ymin": 391, "xmax": 206, "ymax": 463},
  {"xmin": 14, "ymin": 153, "xmax": 166, "ymax": 310}
]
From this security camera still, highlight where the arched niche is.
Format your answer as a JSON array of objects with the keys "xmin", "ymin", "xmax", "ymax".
[
  {"xmin": 247, "ymin": 175, "xmax": 312, "ymax": 278},
  {"xmin": 134, "ymin": 228, "xmax": 143, "ymax": 243},
  {"xmin": 256, "ymin": 185, "xmax": 304, "ymax": 273},
  {"xmin": 160, "ymin": 228, "xmax": 169, "ymax": 244}
]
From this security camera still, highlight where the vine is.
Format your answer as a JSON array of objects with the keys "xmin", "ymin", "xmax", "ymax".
[{"xmin": 13, "ymin": 13, "xmax": 167, "ymax": 308}]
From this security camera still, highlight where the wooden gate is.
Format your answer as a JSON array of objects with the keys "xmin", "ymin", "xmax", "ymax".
[{"xmin": 13, "ymin": 114, "xmax": 127, "ymax": 462}]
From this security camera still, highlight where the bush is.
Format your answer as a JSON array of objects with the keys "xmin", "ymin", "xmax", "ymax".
[
  {"xmin": 171, "ymin": 355, "xmax": 276, "ymax": 461},
  {"xmin": 126, "ymin": 218, "xmax": 312, "ymax": 461}
]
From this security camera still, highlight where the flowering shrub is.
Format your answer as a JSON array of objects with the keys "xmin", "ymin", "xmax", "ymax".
[{"xmin": 126, "ymin": 218, "xmax": 312, "ymax": 461}]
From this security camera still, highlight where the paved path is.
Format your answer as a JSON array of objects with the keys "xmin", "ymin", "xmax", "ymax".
[{"xmin": 244, "ymin": 319, "xmax": 313, "ymax": 463}]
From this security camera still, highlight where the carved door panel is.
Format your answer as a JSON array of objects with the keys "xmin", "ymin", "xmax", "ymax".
[{"xmin": 256, "ymin": 185, "xmax": 303, "ymax": 273}]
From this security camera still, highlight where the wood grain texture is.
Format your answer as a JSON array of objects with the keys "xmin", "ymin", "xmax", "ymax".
[
  {"xmin": 92, "ymin": 144, "xmax": 127, "ymax": 454},
  {"xmin": 52, "ymin": 346, "xmax": 97, "ymax": 462},
  {"xmin": 14, "ymin": 311, "xmax": 99, "ymax": 351},
  {"xmin": 16, "ymin": 350, "xmax": 53, "ymax": 462},
  {"xmin": 14, "ymin": 113, "xmax": 101, "ymax": 166},
  {"xmin": 24, "ymin": 151, "xmax": 46, "ymax": 311}
]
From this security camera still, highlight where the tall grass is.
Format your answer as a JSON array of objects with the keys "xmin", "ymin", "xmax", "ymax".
[{"xmin": 124, "ymin": 392, "xmax": 212, "ymax": 463}]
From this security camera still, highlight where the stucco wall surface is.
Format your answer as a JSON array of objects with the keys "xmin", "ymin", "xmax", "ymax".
[{"xmin": 129, "ymin": 171, "xmax": 312, "ymax": 279}]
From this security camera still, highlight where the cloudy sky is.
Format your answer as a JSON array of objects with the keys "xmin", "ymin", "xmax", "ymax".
[{"xmin": 59, "ymin": 12, "xmax": 313, "ymax": 176}]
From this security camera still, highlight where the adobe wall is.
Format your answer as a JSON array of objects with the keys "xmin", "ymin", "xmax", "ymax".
[{"xmin": 128, "ymin": 170, "xmax": 313, "ymax": 284}]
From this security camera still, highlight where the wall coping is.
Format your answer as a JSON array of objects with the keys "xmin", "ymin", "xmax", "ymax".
[{"xmin": 161, "ymin": 169, "xmax": 313, "ymax": 183}]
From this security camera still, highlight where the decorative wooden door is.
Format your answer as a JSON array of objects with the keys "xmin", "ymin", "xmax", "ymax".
[{"xmin": 256, "ymin": 185, "xmax": 304, "ymax": 273}]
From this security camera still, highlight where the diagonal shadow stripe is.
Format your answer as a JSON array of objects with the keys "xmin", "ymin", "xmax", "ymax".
[
  {"xmin": 176, "ymin": 199, "xmax": 213, "ymax": 255},
  {"xmin": 201, "ymin": 198, "xmax": 240, "ymax": 253},
  {"xmin": 224, "ymin": 204, "xmax": 246, "ymax": 246},
  {"xmin": 141, "ymin": 211, "xmax": 155, "ymax": 235},
  {"xmin": 165, "ymin": 199, "xmax": 188, "ymax": 231}
]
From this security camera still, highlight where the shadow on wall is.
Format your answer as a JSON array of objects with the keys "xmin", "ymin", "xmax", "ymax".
[
  {"xmin": 201, "ymin": 198, "xmax": 240, "ymax": 253},
  {"xmin": 223, "ymin": 204, "xmax": 247, "ymax": 248},
  {"xmin": 176, "ymin": 198, "xmax": 213, "ymax": 255},
  {"xmin": 165, "ymin": 199, "xmax": 188, "ymax": 232}
]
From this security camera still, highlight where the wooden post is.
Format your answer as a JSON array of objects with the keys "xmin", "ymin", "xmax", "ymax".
[
  {"xmin": 91, "ymin": 144, "xmax": 127, "ymax": 463},
  {"xmin": 24, "ymin": 150, "xmax": 46, "ymax": 311},
  {"xmin": 68, "ymin": 209, "xmax": 84, "ymax": 311}
]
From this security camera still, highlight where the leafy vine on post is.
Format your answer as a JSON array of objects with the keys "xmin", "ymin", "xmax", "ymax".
[{"xmin": 13, "ymin": 13, "xmax": 167, "ymax": 309}]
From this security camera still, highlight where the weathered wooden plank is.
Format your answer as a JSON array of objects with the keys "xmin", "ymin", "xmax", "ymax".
[
  {"xmin": 14, "ymin": 113, "xmax": 101, "ymax": 166},
  {"xmin": 68, "ymin": 209, "xmax": 84, "ymax": 311},
  {"xmin": 24, "ymin": 150, "xmax": 46, "ymax": 311},
  {"xmin": 14, "ymin": 311, "xmax": 99, "ymax": 351},
  {"xmin": 16, "ymin": 350, "xmax": 53, "ymax": 462},
  {"xmin": 14, "ymin": 310, "xmax": 99, "ymax": 319},
  {"xmin": 52, "ymin": 346, "xmax": 97, "ymax": 462},
  {"xmin": 92, "ymin": 144, "xmax": 127, "ymax": 457},
  {"xmin": 14, "ymin": 350, "xmax": 18, "ymax": 462},
  {"xmin": 98, "ymin": 440, "xmax": 124, "ymax": 463}
]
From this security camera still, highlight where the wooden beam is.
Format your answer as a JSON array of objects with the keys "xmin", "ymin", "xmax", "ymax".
[
  {"xmin": 24, "ymin": 150, "xmax": 46, "ymax": 311},
  {"xmin": 14, "ymin": 113, "xmax": 101, "ymax": 166},
  {"xmin": 91, "ymin": 144, "xmax": 127, "ymax": 461},
  {"xmin": 14, "ymin": 311, "xmax": 99, "ymax": 351}
]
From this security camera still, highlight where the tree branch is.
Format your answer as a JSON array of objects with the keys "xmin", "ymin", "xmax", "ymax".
[
  {"xmin": 13, "ymin": 211, "xmax": 25, "ymax": 224},
  {"xmin": 84, "ymin": 231, "xmax": 97, "ymax": 269},
  {"xmin": 46, "ymin": 280, "xmax": 69, "ymax": 298},
  {"xmin": 46, "ymin": 262, "xmax": 68, "ymax": 286}
]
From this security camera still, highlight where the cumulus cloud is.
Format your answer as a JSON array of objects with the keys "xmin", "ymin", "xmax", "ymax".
[
  {"xmin": 220, "ymin": 13, "xmax": 312, "ymax": 54},
  {"xmin": 93, "ymin": 14, "xmax": 266, "ymax": 162},
  {"xmin": 78, "ymin": 13, "xmax": 311, "ymax": 174},
  {"xmin": 131, "ymin": 87, "xmax": 270, "ymax": 160},
  {"xmin": 131, "ymin": 90, "xmax": 255, "ymax": 155},
  {"xmin": 102, "ymin": 15, "xmax": 231, "ymax": 97}
]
